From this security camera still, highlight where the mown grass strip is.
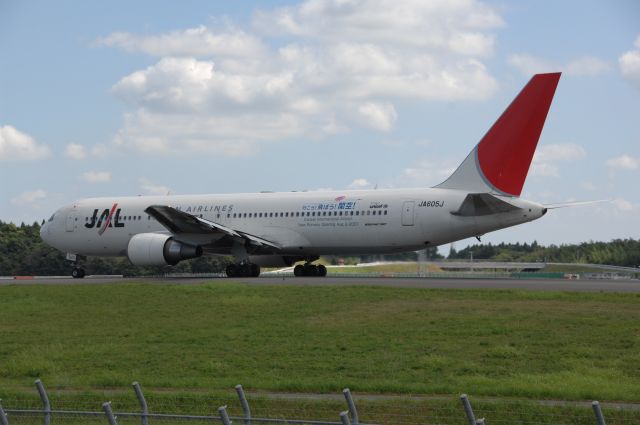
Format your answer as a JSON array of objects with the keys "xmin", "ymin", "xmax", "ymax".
[{"xmin": 1, "ymin": 282, "xmax": 639, "ymax": 402}]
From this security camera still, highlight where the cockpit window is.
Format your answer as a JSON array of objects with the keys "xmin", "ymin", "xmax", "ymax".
[{"xmin": 48, "ymin": 214, "xmax": 55, "ymax": 222}]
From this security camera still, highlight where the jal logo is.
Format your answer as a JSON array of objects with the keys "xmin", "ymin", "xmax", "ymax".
[{"xmin": 85, "ymin": 203, "xmax": 124, "ymax": 235}]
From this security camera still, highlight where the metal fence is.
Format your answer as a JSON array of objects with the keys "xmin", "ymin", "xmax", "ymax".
[
  {"xmin": 1, "ymin": 380, "xmax": 372, "ymax": 425},
  {"xmin": 0, "ymin": 380, "xmax": 620, "ymax": 425}
]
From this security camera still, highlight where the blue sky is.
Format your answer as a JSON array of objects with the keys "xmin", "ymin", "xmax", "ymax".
[{"xmin": 1, "ymin": 0, "xmax": 639, "ymax": 251}]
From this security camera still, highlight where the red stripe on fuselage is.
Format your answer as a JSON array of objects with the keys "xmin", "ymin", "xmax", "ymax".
[
  {"xmin": 477, "ymin": 73, "xmax": 561, "ymax": 197},
  {"xmin": 98, "ymin": 203, "xmax": 118, "ymax": 236}
]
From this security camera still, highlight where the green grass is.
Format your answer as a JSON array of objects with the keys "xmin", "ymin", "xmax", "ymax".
[{"xmin": 1, "ymin": 282, "xmax": 639, "ymax": 421}]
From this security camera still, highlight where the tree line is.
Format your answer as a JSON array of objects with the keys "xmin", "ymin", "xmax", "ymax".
[
  {"xmin": 1, "ymin": 220, "xmax": 638, "ymax": 276},
  {"xmin": 449, "ymin": 240, "xmax": 640, "ymax": 267},
  {"xmin": 0, "ymin": 220, "xmax": 226, "ymax": 276}
]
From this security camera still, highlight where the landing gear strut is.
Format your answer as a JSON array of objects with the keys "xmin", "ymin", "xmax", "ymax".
[
  {"xmin": 294, "ymin": 263, "xmax": 327, "ymax": 277},
  {"xmin": 225, "ymin": 263, "xmax": 260, "ymax": 278}
]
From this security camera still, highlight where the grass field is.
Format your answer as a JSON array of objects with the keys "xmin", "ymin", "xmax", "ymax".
[{"xmin": 1, "ymin": 281, "xmax": 639, "ymax": 423}]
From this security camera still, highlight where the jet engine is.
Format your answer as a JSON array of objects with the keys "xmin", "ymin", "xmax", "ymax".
[
  {"xmin": 127, "ymin": 233, "xmax": 202, "ymax": 266},
  {"xmin": 249, "ymin": 255, "xmax": 303, "ymax": 268}
]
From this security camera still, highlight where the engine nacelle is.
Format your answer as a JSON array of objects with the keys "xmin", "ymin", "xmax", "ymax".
[
  {"xmin": 249, "ymin": 255, "xmax": 303, "ymax": 268},
  {"xmin": 127, "ymin": 233, "xmax": 202, "ymax": 266}
]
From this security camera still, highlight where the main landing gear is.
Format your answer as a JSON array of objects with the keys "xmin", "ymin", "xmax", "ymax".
[
  {"xmin": 294, "ymin": 263, "xmax": 327, "ymax": 277},
  {"xmin": 225, "ymin": 263, "xmax": 261, "ymax": 278}
]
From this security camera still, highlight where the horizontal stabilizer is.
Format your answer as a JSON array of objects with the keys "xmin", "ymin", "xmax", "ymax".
[{"xmin": 452, "ymin": 193, "xmax": 521, "ymax": 217}]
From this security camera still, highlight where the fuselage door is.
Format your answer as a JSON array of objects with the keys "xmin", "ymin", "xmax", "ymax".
[
  {"xmin": 66, "ymin": 209, "xmax": 77, "ymax": 232},
  {"xmin": 402, "ymin": 201, "xmax": 415, "ymax": 226}
]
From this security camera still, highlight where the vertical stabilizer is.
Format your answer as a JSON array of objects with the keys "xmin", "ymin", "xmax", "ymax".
[{"xmin": 436, "ymin": 73, "xmax": 561, "ymax": 197}]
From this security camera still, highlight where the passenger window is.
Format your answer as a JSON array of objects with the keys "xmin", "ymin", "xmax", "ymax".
[
  {"xmin": 384, "ymin": 210, "xmax": 388, "ymax": 215},
  {"xmin": 367, "ymin": 211, "xmax": 370, "ymax": 216}
]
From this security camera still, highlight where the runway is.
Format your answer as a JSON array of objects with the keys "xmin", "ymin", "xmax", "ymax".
[{"xmin": 2, "ymin": 276, "xmax": 639, "ymax": 292}]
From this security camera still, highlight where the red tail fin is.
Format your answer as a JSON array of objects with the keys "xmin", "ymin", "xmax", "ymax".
[{"xmin": 437, "ymin": 73, "xmax": 561, "ymax": 197}]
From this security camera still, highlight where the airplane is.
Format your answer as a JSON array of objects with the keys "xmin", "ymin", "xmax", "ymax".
[{"xmin": 41, "ymin": 72, "xmax": 561, "ymax": 278}]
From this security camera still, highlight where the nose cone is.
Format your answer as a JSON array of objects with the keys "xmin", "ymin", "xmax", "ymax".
[{"xmin": 40, "ymin": 222, "xmax": 50, "ymax": 244}]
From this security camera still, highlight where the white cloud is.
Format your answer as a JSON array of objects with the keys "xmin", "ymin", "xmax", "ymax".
[
  {"xmin": 612, "ymin": 198, "xmax": 634, "ymax": 212},
  {"xmin": 531, "ymin": 143, "xmax": 586, "ymax": 178},
  {"xmin": 529, "ymin": 162, "xmax": 559, "ymax": 177},
  {"xmin": 619, "ymin": 35, "xmax": 640, "ymax": 89},
  {"xmin": 253, "ymin": 0, "xmax": 503, "ymax": 55},
  {"xmin": 81, "ymin": 171, "xmax": 112, "ymax": 183},
  {"xmin": 347, "ymin": 178, "xmax": 372, "ymax": 189},
  {"xmin": 0, "ymin": 125, "xmax": 50, "ymax": 160},
  {"xmin": 508, "ymin": 54, "xmax": 611, "ymax": 77},
  {"xmin": 139, "ymin": 178, "xmax": 171, "ymax": 195},
  {"xmin": 606, "ymin": 154, "xmax": 639, "ymax": 170},
  {"xmin": 357, "ymin": 102, "xmax": 397, "ymax": 131},
  {"xmin": 534, "ymin": 143, "xmax": 586, "ymax": 162},
  {"xmin": 10, "ymin": 189, "xmax": 47, "ymax": 205},
  {"xmin": 95, "ymin": 25, "xmax": 266, "ymax": 59},
  {"xmin": 402, "ymin": 159, "xmax": 456, "ymax": 185},
  {"xmin": 101, "ymin": 1, "xmax": 503, "ymax": 156},
  {"xmin": 65, "ymin": 143, "xmax": 86, "ymax": 160}
]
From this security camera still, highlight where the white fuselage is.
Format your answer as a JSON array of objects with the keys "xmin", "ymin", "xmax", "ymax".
[{"xmin": 40, "ymin": 188, "xmax": 545, "ymax": 258}]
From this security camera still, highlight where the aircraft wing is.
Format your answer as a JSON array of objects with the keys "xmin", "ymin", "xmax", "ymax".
[{"xmin": 144, "ymin": 205, "xmax": 280, "ymax": 250}]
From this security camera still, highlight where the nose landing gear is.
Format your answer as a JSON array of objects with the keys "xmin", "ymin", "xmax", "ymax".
[
  {"xmin": 71, "ymin": 267, "xmax": 86, "ymax": 279},
  {"xmin": 67, "ymin": 253, "xmax": 86, "ymax": 279}
]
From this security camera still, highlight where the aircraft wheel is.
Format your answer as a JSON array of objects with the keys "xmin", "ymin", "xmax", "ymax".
[
  {"xmin": 294, "ymin": 264, "xmax": 304, "ymax": 277},
  {"xmin": 317, "ymin": 264, "xmax": 327, "ymax": 277},
  {"xmin": 225, "ymin": 264, "xmax": 238, "ymax": 277},
  {"xmin": 303, "ymin": 264, "xmax": 318, "ymax": 276},
  {"xmin": 251, "ymin": 263, "xmax": 261, "ymax": 277},
  {"xmin": 71, "ymin": 267, "xmax": 85, "ymax": 279}
]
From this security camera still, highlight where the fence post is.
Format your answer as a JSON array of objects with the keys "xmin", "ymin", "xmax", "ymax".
[
  {"xmin": 340, "ymin": 410, "xmax": 352, "ymax": 425},
  {"xmin": 102, "ymin": 402, "xmax": 118, "ymax": 425},
  {"xmin": 460, "ymin": 394, "xmax": 476, "ymax": 425},
  {"xmin": 235, "ymin": 385, "xmax": 251, "ymax": 425},
  {"xmin": 592, "ymin": 401, "xmax": 606, "ymax": 425},
  {"xmin": 342, "ymin": 388, "xmax": 359, "ymax": 425},
  {"xmin": 218, "ymin": 405, "xmax": 232, "ymax": 425},
  {"xmin": 0, "ymin": 399, "xmax": 10, "ymax": 425},
  {"xmin": 132, "ymin": 382, "xmax": 148, "ymax": 425},
  {"xmin": 35, "ymin": 379, "xmax": 51, "ymax": 425}
]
